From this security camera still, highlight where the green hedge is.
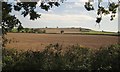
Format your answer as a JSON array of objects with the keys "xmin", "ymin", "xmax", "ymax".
[{"xmin": 2, "ymin": 44, "xmax": 120, "ymax": 71}]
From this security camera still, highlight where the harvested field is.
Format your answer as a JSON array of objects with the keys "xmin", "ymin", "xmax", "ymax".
[{"xmin": 5, "ymin": 33, "xmax": 119, "ymax": 51}]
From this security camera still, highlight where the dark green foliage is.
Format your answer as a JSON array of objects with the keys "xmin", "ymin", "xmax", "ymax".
[
  {"xmin": 84, "ymin": 2, "xmax": 94, "ymax": 11},
  {"xmin": 2, "ymin": 2, "xmax": 22, "ymax": 34},
  {"xmin": 10, "ymin": 28, "xmax": 46, "ymax": 33},
  {"xmin": 17, "ymin": 24, "xmax": 24, "ymax": 32},
  {"xmin": 109, "ymin": 2, "xmax": 118, "ymax": 12},
  {"xmin": 14, "ymin": 2, "xmax": 39, "ymax": 19},
  {"xmin": 84, "ymin": 1, "xmax": 119, "ymax": 24},
  {"xmin": 33, "ymin": 29, "xmax": 46, "ymax": 33},
  {"xmin": 40, "ymin": 2, "xmax": 60, "ymax": 11},
  {"xmin": 2, "ymin": 2, "xmax": 61, "ymax": 34},
  {"xmin": 2, "ymin": 44, "xmax": 120, "ymax": 71},
  {"xmin": 96, "ymin": 17, "xmax": 102, "ymax": 24},
  {"xmin": 108, "ymin": 2, "xmax": 119, "ymax": 21},
  {"xmin": 97, "ymin": 7, "xmax": 110, "ymax": 15},
  {"xmin": 91, "ymin": 44, "xmax": 120, "ymax": 71},
  {"xmin": 63, "ymin": 45, "xmax": 92, "ymax": 70}
]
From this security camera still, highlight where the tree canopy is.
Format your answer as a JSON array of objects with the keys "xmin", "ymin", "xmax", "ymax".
[
  {"xmin": 2, "ymin": 1, "xmax": 61, "ymax": 34},
  {"xmin": 85, "ymin": 0, "xmax": 119, "ymax": 23}
]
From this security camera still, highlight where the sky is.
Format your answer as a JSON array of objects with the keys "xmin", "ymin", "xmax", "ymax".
[{"xmin": 10, "ymin": 0, "xmax": 119, "ymax": 32}]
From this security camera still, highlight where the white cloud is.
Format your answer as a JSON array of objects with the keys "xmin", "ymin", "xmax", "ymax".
[
  {"xmin": 66, "ymin": 0, "xmax": 88, "ymax": 2},
  {"xmin": 74, "ymin": 2, "xmax": 84, "ymax": 7},
  {"xmin": 65, "ymin": 2, "xmax": 84, "ymax": 9},
  {"xmin": 40, "ymin": 13, "xmax": 94, "ymax": 23}
]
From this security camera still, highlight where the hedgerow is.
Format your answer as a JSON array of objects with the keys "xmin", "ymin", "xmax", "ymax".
[{"xmin": 2, "ymin": 44, "xmax": 120, "ymax": 71}]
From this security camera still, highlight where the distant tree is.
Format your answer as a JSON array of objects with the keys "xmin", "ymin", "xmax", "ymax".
[
  {"xmin": 43, "ymin": 30, "xmax": 46, "ymax": 33},
  {"xmin": 79, "ymin": 27, "xmax": 82, "ymax": 31},
  {"xmin": 71, "ymin": 27, "xmax": 75, "ymax": 29},
  {"xmin": 118, "ymin": 31, "xmax": 120, "ymax": 34},
  {"xmin": 21, "ymin": 30, "xmax": 24, "ymax": 33},
  {"xmin": 24, "ymin": 28, "xmax": 29, "ymax": 33},
  {"xmin": 34, "ymin": 29, "xmax": 39, "ymax": 33},
  {"xmin": 102, "ymin": 30, "xmax": 104, "ymax": 32},
  {"xmin": 30, "ymin": 28, "xmax": 36, "ymax": 33},
  {"xmin": 17, "ymin": 24, "xmax": 24, "ymax": 32},
  {"xmin": 60, "ymin": 30, "xmax": 64, "ymax": 34}
]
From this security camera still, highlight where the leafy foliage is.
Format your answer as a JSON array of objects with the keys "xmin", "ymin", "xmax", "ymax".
[
  {"xmin": 2, "ymin": 1, "xmax": 61, "ymax": 47},
  {"xmin": 2, "ymin": 2, "xmax": 21, "ymax": 34},
  {"xmin": 91, "ymin": 44, "xmax": 120, "ymax": 70},
  {"xmin": 2, "ymin": 1, "xmax": 61, "ymax": 34},
  {"xmin": 84, "ymin": 0, "xmax": 119, "ymax": 24},
  {"xmin": 2, "ymin": 44, "xmax": 120, "ymax": 71},
  {"xmin": 84, "ymin": 2, "xmax": 94, "ymax": 11}
]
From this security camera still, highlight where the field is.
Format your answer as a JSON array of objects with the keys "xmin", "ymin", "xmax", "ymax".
[
  {"xmin": 11, "ymin": 28, "xmax": 118, "ymax": 35},
  {"xmin": 5, "ymin": 33, "xmax": 119, "ymax": 51}
]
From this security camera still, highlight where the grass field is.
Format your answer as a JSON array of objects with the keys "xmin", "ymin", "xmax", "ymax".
[{"xmin": 5, "ymin": 33, "xmax": 119, "ymax": 51}]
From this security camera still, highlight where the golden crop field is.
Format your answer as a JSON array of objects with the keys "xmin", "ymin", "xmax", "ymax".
[{"xmin": 5, "ymin": 33, "xmax": 119, "ymax": 51}]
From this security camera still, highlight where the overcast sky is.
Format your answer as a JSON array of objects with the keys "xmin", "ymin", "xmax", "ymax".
[{"xmin": 10, "ymin": 1, "xmax": 119, "ymax": 32}]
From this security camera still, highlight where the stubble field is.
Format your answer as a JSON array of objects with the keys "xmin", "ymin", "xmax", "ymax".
[{"xmin": 5, "ymin": 33, "xmax": 119, "ymax": 51}]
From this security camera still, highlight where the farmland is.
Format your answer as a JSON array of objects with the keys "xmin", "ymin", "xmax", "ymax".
[{"xmin": 5, "ymin": 33, "xmax": 119, "ymax": 51}]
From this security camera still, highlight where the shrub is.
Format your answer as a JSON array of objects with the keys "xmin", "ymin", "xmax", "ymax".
[
  {"xmin": 62, "ymin": 45, "xmax": 92, "ymax": 70},
  {"xmin": 91, "ymin": 44, "xmax": 120, "ymax": 71},
  {"xmin": 2, "ymin": 44, "xmax": 120, "ymax": 71}
]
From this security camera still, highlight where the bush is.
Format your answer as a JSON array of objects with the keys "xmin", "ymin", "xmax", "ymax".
[
  {"xmin": 63, "ymin": 45, "xmax": 92, "ymax": 70},
  {"xmin": 91, "ymin": 44, "xmax": 120, "ymax": 71},
  {"xmin": 2, "ymin": 44, "xmax": 120, "ymax": 71}
]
